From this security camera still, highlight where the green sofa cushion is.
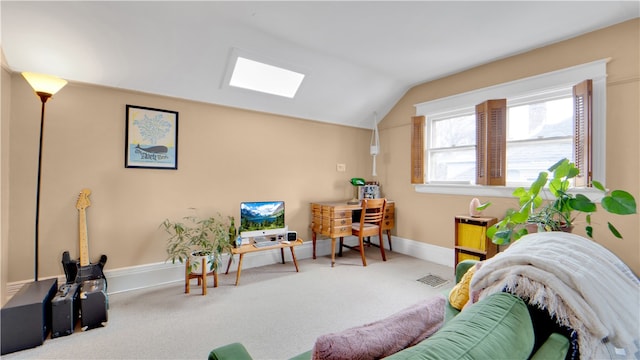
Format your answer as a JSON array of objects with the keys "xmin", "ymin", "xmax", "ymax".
[
  {"xmin": 386, "ymin": 292, "xmax": 535, "ymax": 360},
  {"xmin": 208, "ymin": 342, "xmax": 253, "ymax": 360},
  {"xmin": 529, "ymin": 333, "xmax": 570, "ymax": 360}
]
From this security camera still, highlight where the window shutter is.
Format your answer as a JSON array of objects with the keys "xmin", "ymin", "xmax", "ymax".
[
  {"xmin": 573, "ymin": 79, "xmax": 592, "ymax": 187},
  {"xmin": 476, "ymin": 99, "xmax": 506, "ymax": 185},
  {"xmin": 411, "ymin": 116, "xmax": 425, "ymax": 184}
]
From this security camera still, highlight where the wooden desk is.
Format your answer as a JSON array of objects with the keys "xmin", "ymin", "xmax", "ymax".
[
  {"xmin": 310, "ymin": 200, "xmax": 395, "ymax": 267},
  {"xmin": 224, "ymin": 239, "xmax": 303, "ymax": 285}
]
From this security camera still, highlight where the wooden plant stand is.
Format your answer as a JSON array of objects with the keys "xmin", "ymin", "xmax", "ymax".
[{"xmin": 185, "ymin": 257, "xmax": 218, "ymax": 295}]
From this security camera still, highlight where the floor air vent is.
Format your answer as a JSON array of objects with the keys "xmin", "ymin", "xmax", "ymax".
[{"xmin": 417, "ymin": 274, "xmax": 449, "ymax": 288}]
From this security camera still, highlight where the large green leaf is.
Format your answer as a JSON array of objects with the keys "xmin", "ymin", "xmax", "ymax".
[
  {"xmin": 568, "ymin": 194, "xmax": 597, "ymax": 213},
  {"xmin": 551, "ymin": 159, "xmax": 570, "ymax": 179},
  {"xmin": 548, "ymin": 158, "xmax": 567, "ymax": 173},
  {"xmin": 566, "ymin": 166, "xmax": 579, "ymax": 179},
  {"xmin": 511, "ymin": 211, "xmax": 529, "ymax": 223},
  {"xmin": 513, "ymin": 187, "xmax": 527, "ymax": 197},
  {"xmin": 548, "ymin": 178, "xmax": 562, "ymax": 197},
  {"xmin": 529, "ymin": 172, "xmax": 548, "ymax": 195},
  {"xmin": 601, "ymin": 190, "xmax": 637, "ymax": 215}
]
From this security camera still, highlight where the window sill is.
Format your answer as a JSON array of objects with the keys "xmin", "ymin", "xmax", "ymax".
[{"xmin": 414, "ymin": 183, "xmax": 605, "ymax": 202}]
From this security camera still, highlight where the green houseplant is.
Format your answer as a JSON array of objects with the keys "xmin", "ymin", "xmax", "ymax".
[
  {"xmin": 160, "ymin": 211, "xmax": 234, "ymax": 273},
  {"xmin": 487, "ymin": 158, "xmax": 637, "ymax": 245}
]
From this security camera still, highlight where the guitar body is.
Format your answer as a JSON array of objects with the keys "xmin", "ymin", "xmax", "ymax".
[
  {"xmin": 61, "ymin": 189, "xmax": 108, "ymax": 285},
  {"xmin": 62, "ymin": 252, "xmax": 107, "ymax": 284}
]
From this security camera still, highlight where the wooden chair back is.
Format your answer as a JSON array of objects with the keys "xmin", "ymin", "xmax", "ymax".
[{"xmin": 358, "ymin": 198, "xmax": 387, "ymax": 229}]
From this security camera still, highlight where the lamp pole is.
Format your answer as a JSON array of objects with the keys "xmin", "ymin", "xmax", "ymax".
[
  {"xmin": 22, "ymin": 72, "xmax": 67, "ymax": 282},
  {"xmin": 34, "ymin": 92, "xmax": 52, "ymax": 281}
]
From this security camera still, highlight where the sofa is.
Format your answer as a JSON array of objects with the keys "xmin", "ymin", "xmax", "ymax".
[{"xmin": 208, "ymin": 259, "xmax": 570, "ymax": 360}]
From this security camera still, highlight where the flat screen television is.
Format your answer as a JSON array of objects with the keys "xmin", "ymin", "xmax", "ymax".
[{"xmin": 239, "ymin": 201, "xmax": 287, "ymax": 239}]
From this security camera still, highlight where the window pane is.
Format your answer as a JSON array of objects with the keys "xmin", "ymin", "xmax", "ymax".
[
  {"xmin": 506, "ymin": 97, "xmax": 573, "ymax": 182},
  {"xmin": 431, "ymin": 115, "xmax": 475, "ymax": 148},
  {"xmin": 506, "ymin": 138, "xmax": 573, "ymax": 183},
  {"xmin": 507, "ymin": 98, "xmax": 572, "ymax": 141},
  {"xmin": 429, "ymin": 148, "xmax": 475, "ymax": 182}
]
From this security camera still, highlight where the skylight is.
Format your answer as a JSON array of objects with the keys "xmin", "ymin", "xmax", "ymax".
[{"xmin": 229, "ymin": 56, "xmax": 305, "ymax": 98}]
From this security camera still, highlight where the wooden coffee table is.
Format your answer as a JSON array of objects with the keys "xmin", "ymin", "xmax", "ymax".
[{"xmin": 224, "ymin": 239, "xmax": 303, "ymax": 285}]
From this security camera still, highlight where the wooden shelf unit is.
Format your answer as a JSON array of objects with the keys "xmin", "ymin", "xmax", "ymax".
[{"xmin": 454, "ymin": 215, "xmax": 498, "ymax": 267}]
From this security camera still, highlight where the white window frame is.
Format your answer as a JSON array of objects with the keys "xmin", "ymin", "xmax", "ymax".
[{"xmin": 414, "ymin": 59, "xmax": 608, "ymax": 200}]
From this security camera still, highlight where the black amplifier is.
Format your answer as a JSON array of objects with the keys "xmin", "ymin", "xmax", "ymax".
[
  {"xmin": 0, "ymin": 278, "xmax": 57, "ymax": 355},
  {"xmin": 80, "ymin": 279, "xmax": 108, "ymax": 330},
  {"xmin": 51, "ymin": 283, "xmax": 79, "ymax": 338}
]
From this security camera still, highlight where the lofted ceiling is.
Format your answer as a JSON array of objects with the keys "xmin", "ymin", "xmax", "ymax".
[{"xmin": 2, "ymin": 1, "xmax": 638, "ymax": 129}]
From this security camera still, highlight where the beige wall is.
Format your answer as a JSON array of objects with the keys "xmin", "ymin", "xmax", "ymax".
[
  {"xmin": 379, "ymin": 18, "xmax": 640, "ymax": 274},
  {"xmin": 3, "ymin": 18, "xmax": 639, "ymax": 297},
  {"xmin": 1, "ymin": 60, "xmax": 11, "ymax": 305},
  {"xmin": 4, "ymin": 75, "xmax": 372, "ymax": 286}
]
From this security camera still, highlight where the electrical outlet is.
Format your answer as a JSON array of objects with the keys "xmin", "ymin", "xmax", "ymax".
[{"xmin": 336, "ymin": 163, "xmax": 346, "ymax": 172}]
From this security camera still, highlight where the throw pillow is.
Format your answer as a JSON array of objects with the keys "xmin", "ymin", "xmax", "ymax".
[
  {"xmin": 311, "ymin": 295, "xmax": 446, "ymax": 360},
  {"xmin": 448, "ymin": 263, "xmax": 476, "ymax": 310}
]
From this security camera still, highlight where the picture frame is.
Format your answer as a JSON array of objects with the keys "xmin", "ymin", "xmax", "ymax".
[{"xmin": 125, "ymin": 105, "xmax": 178, "ymax": 169}]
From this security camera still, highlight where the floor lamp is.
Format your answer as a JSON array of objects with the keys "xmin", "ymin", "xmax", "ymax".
[{"xmin": 21, "ymin": 72, "xmax": 67, "ymax": 282}]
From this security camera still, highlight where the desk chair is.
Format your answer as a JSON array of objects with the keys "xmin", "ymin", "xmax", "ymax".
[{"xmin": 340, "ymin": 198, "xmax": 387, "ymax": 266}]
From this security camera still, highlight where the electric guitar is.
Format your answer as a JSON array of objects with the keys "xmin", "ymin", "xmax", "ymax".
[{"xmin": 62, "ymin": 189, "xmax": 107, "ymax": 284}]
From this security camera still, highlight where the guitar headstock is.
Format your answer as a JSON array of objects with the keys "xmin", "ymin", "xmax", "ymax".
[{"xmin": 76, "ymin": 188, "xmax": 92, "ymax": 210}]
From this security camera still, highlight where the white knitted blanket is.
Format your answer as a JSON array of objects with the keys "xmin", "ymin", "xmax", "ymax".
[{"xmin": 469, "ymin": 232, "xmax": 640, "ymax": 359}]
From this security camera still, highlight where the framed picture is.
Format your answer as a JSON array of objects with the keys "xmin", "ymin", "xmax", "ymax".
[{"xmin": 125, "ymin": 105, "xmax": 178, "ymax": 169}]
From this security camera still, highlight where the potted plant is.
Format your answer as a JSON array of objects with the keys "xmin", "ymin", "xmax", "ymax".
[
  {"xmin": 487, "ymin": 158, "xmax": 637, "ymax": 245},
  {"xmin": 160, "ymin": 211, "xmax": 234, "ymax": 274}
]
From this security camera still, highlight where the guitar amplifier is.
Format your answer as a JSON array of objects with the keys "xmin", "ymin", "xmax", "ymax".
[
  {"xmin": 1, "ymin": 278, "xmax": 57, "ymax": 355},
  {"xmin": 51, "ymin": 283, "xmax": 80, "ymax": 338},
  {"xmin": 80, "ymin": 279, "xmax": 108, "ymax": 330}
]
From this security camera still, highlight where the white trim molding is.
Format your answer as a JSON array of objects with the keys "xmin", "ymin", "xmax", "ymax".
[{"xmin": 6, "ymin": 237, "xmax": 455, "ymax": 298}]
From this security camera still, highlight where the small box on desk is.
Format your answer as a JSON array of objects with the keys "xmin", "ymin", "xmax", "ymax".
[{"xmin": 1, "ymin": 278, "xmax": 58, "ymax": 355}]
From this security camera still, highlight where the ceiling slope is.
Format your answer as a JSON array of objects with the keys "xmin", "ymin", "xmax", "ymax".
[{"xmin": 2, "ymin": 1, "xmax": 638, "ymax": 128}]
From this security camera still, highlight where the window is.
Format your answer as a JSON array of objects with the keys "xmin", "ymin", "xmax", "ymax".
[
  {"xmin": 506, "ymin": 95, "xmax": 574, "ymax": 184},
  {"xmin": 427, "ymin": 113, "xmax": 476, "ymax": 183},
  {"xmin": 413, "ymin": 60, "xmax": 607, "ymax": 198}
]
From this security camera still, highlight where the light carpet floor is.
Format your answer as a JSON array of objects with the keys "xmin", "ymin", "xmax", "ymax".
[{"xmin": 3, "ymin": 249, "xmax": 454, "ymax": 360}]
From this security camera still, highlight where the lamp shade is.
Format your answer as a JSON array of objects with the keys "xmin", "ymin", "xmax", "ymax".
[{"xmin": 22, "ymin": 72, "xmax": 67, "ymax": 96}]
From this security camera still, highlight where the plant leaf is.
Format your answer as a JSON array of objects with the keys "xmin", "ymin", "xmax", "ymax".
[
  {"xmin": 608, "ymin": 222, "xmax": 623, "ymax": 239},
  {"xmin": 592, "ymin": 180, "xmax": 606, "ymax": 192},
  {"xmin": 491, "ymin": 230, "xmax": 512, "ymax": 245},
  {"xmin": 514, "ymin": 228, "xmax": 529, "ymax": 240},
  {"xmin": 529, "ymin": 172, "xmax": 548, "ymax": 195},
  {"xmin": 551, "ymin": 159, "xmax": 570, "ymax": 179},
  {"xmin": 548, "ymin": 158, "xmax": 567, "ymax": 173},
  {"xmin": 569, "ymin": 194, "xmax": 597, "ymax": 213},
  {"xmin": 601, "ymin": 190, "xmax": 637, "ymax": 215},
  {"xmin": 476, "ymin": 202, "xmax": 491, "ymax": 211},
  {"xmin": 513, "ymin": 187, "xmax": 527, "ymax": 197},
  {"xmin": 511, "ymin": 211, "xmax": 529, "ymax": 224},
  {"xmin": 586, "ymin": 225, "xmax": 593, "ymax": 238}
]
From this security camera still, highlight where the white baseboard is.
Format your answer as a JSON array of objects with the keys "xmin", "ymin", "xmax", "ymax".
[{"xmin": 6, "ymin": 237, "xmax": 454, "ymax": 297}]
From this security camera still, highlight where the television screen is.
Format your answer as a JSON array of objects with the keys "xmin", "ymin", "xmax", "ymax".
[{"xmin": 239, "ymin": 201, "xmax": 285, "ymax": 235}]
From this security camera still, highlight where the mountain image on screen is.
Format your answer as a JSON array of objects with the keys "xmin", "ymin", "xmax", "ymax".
[{"xmin": 240, "ymin": 201, "xmax": 285, "ymax": 232}]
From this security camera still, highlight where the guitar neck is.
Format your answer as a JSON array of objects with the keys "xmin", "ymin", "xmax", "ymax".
[{"xmin": 78, "ymin": 208, "xmax": 90, "ymax": 266}]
